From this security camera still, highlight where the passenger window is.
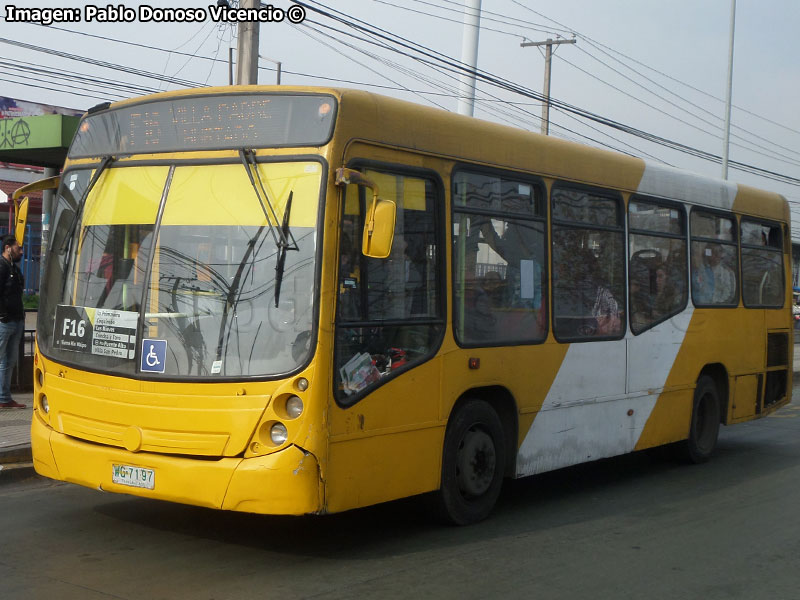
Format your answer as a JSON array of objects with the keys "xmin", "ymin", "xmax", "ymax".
[
  {"xmin": 690, "ymin": 211, "xmax": 738, "ymax": 306},
  {"xmin": 628, "ymin": 198, "xmax": 688, "ymax": 334},
  {"xmin": 552, "ymin": 186, "xmax": 625, "ymax": 341},
  {"xmin": 741, "ymin": 219, "xmax": 783, "ymax": 307},
  {"xmin": 334, "ymin": 169, "xmax": 443, "ymax": 402},
  {"xmin": 452, "ymin": 169, "xmax": 547, "ymax": 346}
]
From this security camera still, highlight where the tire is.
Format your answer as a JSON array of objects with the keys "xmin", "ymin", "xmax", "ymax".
[
  {"xmin": 436, "ymin": 399, "xmax": 506, "ymax": 525},
  {"xmin": 678, "ymin": 375, "xmax": 721, "ymax": 463}
]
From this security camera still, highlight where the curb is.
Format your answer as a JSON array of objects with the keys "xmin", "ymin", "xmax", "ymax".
[
  {"xmin": 0, "ymin": 444, "xmax": 32, "ymax": 464},
  {"xmin": 0, "ymin": 444, "xmax": 35, "ymax": 485},
  {"xmin": 0, "ymin": 462, "xmax": 37, "ymax": 485}
]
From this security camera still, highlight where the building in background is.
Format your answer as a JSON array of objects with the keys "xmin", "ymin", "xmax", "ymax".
[{"xmin": 0, "ymin": 97, "xmax": 82, "ymax": 294}]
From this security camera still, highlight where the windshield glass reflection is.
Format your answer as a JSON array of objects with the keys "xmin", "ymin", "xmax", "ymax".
[{"xmin": 38, "ymin": 161, "xmax": 322, "ymax": 378}]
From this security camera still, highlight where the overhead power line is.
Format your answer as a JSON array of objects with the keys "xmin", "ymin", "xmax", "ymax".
[
  {"xmin": 0, "ymin": 37, "xmax": 203, "ymax": 89},
  {"xmin": 290, "ymin": 0, "xmax": 800, "ymax": 187},
  {"xmin": 370, "ymin": 0, "xmax": 800, "ymax": 167},
  {"xmin": 5, "ymin": 7, "xmax": 799, "ymax": 188}
]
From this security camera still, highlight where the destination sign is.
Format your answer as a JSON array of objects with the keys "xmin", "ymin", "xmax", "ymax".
[{"xmin": 68, "ymin": 93, "xmax": 337, "ymax": 157}]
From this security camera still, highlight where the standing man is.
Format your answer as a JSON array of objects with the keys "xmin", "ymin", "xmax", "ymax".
[{"xmin": 0, "ymin": 234, "xmax": 26, "ymax": 408}]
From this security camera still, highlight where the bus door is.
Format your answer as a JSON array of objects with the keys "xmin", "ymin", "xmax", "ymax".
[{"xmin": 327, "ymin": 166, "xmax": 445, "ymax": 511}]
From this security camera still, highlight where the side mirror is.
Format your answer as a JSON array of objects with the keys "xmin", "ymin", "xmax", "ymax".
[
  {"xmin": 14, "ymin": 197, "xmax": 28, "ymax": 246},
  {"xmin": 363, "ymin": 198, "xmax": 396, "ymax": 259},
  {"xmin": 12, "ymin": 176, "xmax": 61, "ymax": 246},
  {"xmin": 335, "ymin": 168, "xmax": 396, "ymax": 259}
]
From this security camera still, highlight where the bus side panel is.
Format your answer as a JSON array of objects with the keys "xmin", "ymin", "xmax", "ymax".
[
  {"xmin": 325, "ymin": 428, "xmax": 443, "ymax": 513},
  {"xmin": 438, "ymin": 340, "xmax": 567, "ymax": 434},
  {"xmin": 628, "ymin": 309, "xmax": 696, "ymax": 450},
  {"xmin": 516, "ymin": 339, "xmax": 639, "ymax": 475},
  {"xmin": 326, "ymin": 357, "xmax": 443, "ymax": 513},
  {"xmin": 637, "ymin": 306, "xmax": 772, "ymax": 447}
]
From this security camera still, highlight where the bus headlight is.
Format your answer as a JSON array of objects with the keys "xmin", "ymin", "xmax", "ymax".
[
  {"xmin": 286, "ymin": 395, "xmax": 304, "ymax": 419},
  {"xmin": 270, "ymin": 422, "xmax": 288, "ymax": 445},
  {"xmin": 40, "ymin": 394, "xmax": 49, "ymax": 414}
]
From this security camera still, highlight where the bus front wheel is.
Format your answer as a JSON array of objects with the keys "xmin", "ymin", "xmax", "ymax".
[
  {"xmin": 437, "ymin": 399, "xmax": 505, "ymax": 525},
  {"xmin": 679, "ymin": 375, "xmax": 721, "ymax": 463}
]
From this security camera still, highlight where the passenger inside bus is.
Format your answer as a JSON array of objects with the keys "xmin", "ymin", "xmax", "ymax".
[
  {"xmin": 665, "ymin": 246, "xmax": 687, "ymax": 305},
  {"xmin": 464, "ymin": 272, "xmax": 496, "ymax": 341},
  {"xmin": 479, "ymin": 219, "xmax": 543, "ymax": 310},
  {"xmin": 692, "ymin": 243, "xmax": 736, "ymax": 305},
  {"xmin": 554, "ymin": 245, "xmax": 622, "ymax": 338},
  {"xmin": 708, "ymin": 245, "xmax": 736, "ymax": 303},
  {"xmin": 630, "ymin": 251, "xmax": 682, "ymax": 332}
]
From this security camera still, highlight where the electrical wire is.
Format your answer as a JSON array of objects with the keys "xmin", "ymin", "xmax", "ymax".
[
  {"xmin": 0, "ymin": 37, "xmax": 203, "ymax": 89},
  {"xmin": 509, "ymin": 0, "xmax": 800, "ymax": 138},
  {"xmin": 370, "ymin": 0, "xmax": 800, "ymax": 167},
  {"xmin": 4, "ymin": 5, "xmax": 798, "ymax": 188},
  {"xmin": 291, "ymin": 0, "xmax": 800, "ymax": 187},
  {"xmin": 1, "ymin": 56, "xmax": 162, "ymax": 94}
]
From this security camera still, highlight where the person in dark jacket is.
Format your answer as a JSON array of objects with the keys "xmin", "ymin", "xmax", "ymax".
[{"xmin": 0, "ymin": 234, "xmax": 26, "ymax": 408}]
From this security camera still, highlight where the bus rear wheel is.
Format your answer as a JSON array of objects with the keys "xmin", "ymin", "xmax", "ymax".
[
  {"xmin": 437, "ymin": 400, "xmax": 505, "ymax": 525},
  {"xmin": 679, "ymin": 375, "xmax": 721, "ymax": 463}
]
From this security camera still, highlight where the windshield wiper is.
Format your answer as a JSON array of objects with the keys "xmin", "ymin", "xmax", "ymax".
[
  {"xmin": 238, "ymin": 149, "xmax": 298, "ymax": 307},
  {"xmin": 274, "ymin": 190, "xmax": 293, "ymax": 307}
]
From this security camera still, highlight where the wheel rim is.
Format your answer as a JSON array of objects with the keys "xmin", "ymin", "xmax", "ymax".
[{"xmin": 455, "ymin": 425, "xmax": 497, "ymax": 499}]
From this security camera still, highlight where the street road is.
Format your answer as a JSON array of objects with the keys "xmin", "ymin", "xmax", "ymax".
[{"xmin": 3, "ymin": 389, "xmax": 800, "ymax": 599}]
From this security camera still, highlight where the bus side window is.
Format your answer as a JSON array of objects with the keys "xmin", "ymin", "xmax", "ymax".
[
  {"xmin": 628, "ymin": 198, "xmax": 687, "ymax": 334},
  {"xmin": 741, "ymin": 219, "xmax": 784, "ymax": 308},
  {"xmin": 452, "ymin": 169, "xmax": 547, "ymax": 346},
  {"xmin": 551, "ymin": 185, "xmax": 625, "ymax": 341},
  {"xmin": 690, "ymin": 210, "xmax": 738, "ymax": 307}
]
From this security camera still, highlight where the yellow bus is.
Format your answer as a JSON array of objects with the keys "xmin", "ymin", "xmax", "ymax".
[{"xmin": 29, "ymin": 86, "xmax": 791, "ymax": 524}]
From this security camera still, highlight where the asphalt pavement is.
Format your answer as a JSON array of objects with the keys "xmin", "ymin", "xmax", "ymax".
[{"xmin": 4, "ymin": 344, "xmax": 800, "ymax": 485}]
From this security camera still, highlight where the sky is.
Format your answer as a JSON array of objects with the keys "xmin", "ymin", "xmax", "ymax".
[{"xmin": 2, "ymin": 0, "xmax": 799, "ymax": 236}]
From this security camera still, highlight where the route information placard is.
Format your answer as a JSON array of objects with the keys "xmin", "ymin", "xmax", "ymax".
[{"xmin": 53, "ymin": 305, "xmax": 138, "ymax": 359}]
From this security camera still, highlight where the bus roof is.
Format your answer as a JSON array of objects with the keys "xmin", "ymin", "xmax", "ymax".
[{"xmin": 96, "ymin": 85, "xmax": 789, "ymax": 224}]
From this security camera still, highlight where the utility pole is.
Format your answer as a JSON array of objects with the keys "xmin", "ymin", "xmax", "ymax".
[
  {"xmin": 521, "ymin": 38, "xmax": 576, "ymax": 135},
  {"xmin": 457, "ymin": 0, "xmax": 481, "ymax": 117},
  {"xmin": 721, "ymin": 0, "xmax": 736, "ymax": 179},
  {"xmin": 236, "ymin": 0, "xmax": 260, "ymax": 85}
]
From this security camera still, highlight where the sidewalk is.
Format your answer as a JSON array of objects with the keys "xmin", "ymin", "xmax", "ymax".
[{"xmin": 0, "ymin": 390, "xmax": 35, "ymax": 484}]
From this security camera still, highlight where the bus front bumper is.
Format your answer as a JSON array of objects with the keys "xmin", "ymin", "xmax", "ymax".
[{"xmin": 31, "ymin": 412, "xmax": 323, "ymax": 515}]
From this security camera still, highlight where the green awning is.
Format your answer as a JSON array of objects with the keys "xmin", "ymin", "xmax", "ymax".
[{"xmin": 0, "ymin": 114, "xmax": 80, "ymax": 168}]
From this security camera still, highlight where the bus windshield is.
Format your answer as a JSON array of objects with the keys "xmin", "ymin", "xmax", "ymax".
[{"xmin": 38, "ymin": 160, "xmax": 323, "ymax": 379}]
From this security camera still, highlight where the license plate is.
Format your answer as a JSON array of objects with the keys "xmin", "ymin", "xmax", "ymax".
[{"xmin": 112, "ymin": 464, "xmax": 155, "ymax": 490}]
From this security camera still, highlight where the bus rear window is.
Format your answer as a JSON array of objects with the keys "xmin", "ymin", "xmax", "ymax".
[{"xmin": 69, "ymin": 93, "xmax": 337, "ymax": 157}]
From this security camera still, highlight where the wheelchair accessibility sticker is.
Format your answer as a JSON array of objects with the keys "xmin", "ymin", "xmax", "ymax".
[{"xmin": 141, "ymin": 339, "xmax": 167, "ymax": 373}]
